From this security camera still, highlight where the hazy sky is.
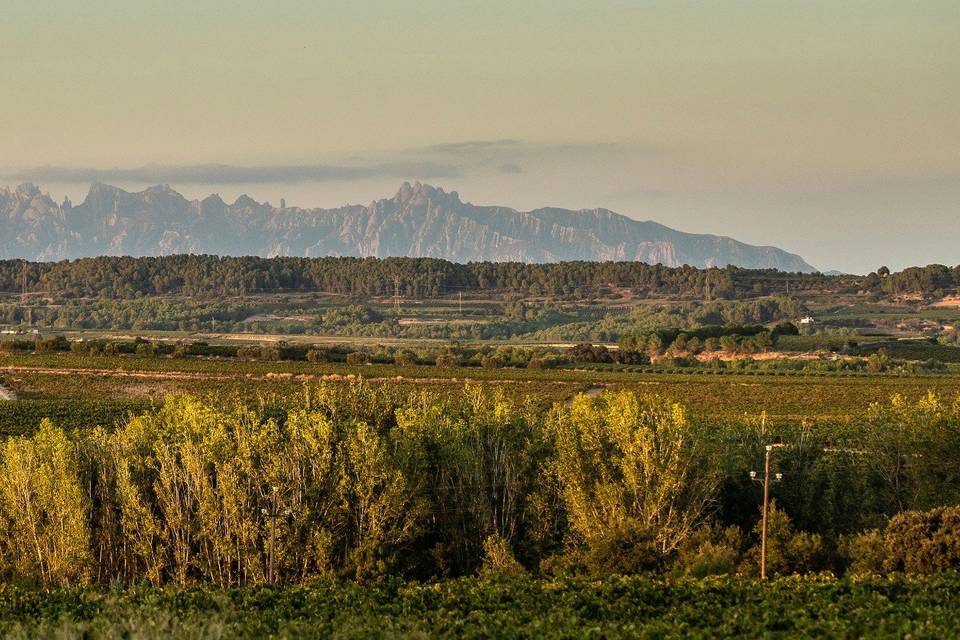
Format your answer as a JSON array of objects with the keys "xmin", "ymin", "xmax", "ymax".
[{"xmin": 2, "ymin": 1, "xmax": 958, "ymax": 273}]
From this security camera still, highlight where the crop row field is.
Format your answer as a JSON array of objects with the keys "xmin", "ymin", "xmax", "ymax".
[
  {"xmin": 2, "ymin": 351, "xmax": 960, "ymax": 432},
  {"xmin": 2, "ymin": 575, "xmax": 959, "ymax": 639}
]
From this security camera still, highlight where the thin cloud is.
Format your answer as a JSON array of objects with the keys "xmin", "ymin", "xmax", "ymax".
[
  {"xmin": 416, "ymin": 138, "xmax": 663, "ymax": 159},
  {"xmin": 407, "ymin": 139, "xmax": 662, "ymax": 178},
  {"xmin": 2, "ymin": 139, "xmax": 661, "ymax": 187},
  {"xmin": 421, "ymin": 139, "xmax": 522, "ymax": 154},
  {"xmin": 3, "ymin": 162, "xmax": 462, "ymax": 185}
]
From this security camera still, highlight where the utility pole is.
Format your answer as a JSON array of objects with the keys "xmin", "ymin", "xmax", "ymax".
[
  {"xmin": 393, "ymin": 276, "xmax": 401, "ymax": 314},
  {"xmin": 760, "ymin": 447, "xmax": 771, "ymax": 580},
  {"xmin": 750, "ymin": 443, "xmax": 783, "ymax": 580},
  {"xmin": 458, "ymin": 290, "xmax": 463, "ymax": 315}
]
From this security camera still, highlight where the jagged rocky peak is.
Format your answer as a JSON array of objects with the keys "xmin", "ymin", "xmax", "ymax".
[
  {"xmin": 87, "ymin": 181, "xmax": 120, "ymax": 196},
  {"xmin": 15, "ymin": 183, "xmax": 43, "ymax": 198},
  {"xmin": 140, "ymin": 184, "xmax": 188, "ymax": 205},
  {"xmin": 201, "ymin": 193, "xmax": 226, "ymax": 206},
  {"xmin": 82, "ymin": 182, "xmax": 125, "ymax": 206},
  {"xmin": 394, "ymin": 181, "xmax": 460, "ymax": 206},
  {"xmin": 395, "ymin": 181, "xmax": 415, "ymax": 202},
  {"xmin": 82, "ymin": 182, "xmax": 188, "ymax": 204},
  {"xmin": 232, "ymin": 194, "xmax": 260, "ymax": 208},
  {"xmin": 144, "ymin": 183, "xmax": 176, "ymax": 194}
]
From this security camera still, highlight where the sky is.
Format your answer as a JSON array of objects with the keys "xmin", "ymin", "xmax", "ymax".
[{"xmin": 1, "ymin": 1, "xmax": 958, "ymax": 274}]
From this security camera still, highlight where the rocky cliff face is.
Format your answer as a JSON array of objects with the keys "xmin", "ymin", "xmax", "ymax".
[{"xmin": 0, "ymin": 181, "xmax": 816, "ymax": 271}]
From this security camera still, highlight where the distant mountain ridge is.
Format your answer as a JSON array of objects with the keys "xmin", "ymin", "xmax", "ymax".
[{"xmin": 0, "ymin": 181, "xmax": 816, "ymax": 271}]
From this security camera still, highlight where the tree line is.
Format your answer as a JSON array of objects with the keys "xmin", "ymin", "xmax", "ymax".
[
  {"xmin": 0, "ymin": 255, "xmax": 960, "ymax": 301},
  {"xmin": 2, "ymin": 257, "xmax": 958, "ymax": 301},
  {"xmin": 0, "ymin": 256, "xmax": 740, "ymax": 299},
  {"xmin": 2, "ymin": 383, "xmax": 959, "ymax": 587},
  {"xmin": 0, "ymin": 256, "xmax": 817, "ymax": 300}
]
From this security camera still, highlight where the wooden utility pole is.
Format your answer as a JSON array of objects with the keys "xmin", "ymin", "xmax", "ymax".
[
  {"xmin": 458, "ymin": 290, "xmax": 463, "ymax": 315},
  {"xmin": 750, "ymin": 441, "xmax": 783, "ymax": 580},
  {"xmin": 760, "ymin": 446, "xmax": 771, "ymax": 580},
  {"xmin": 393, "ymin": 276, "xmax": 401, "ymax": 313}
]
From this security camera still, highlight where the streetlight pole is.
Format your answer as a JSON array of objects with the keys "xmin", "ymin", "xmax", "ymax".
[
  {"xmin": 760, "ymin": 447, "xmax": 772, "ymax": 580},
  {"xmin": 750, "ymin": 444, "xmax": 783, "ymax": 580}
]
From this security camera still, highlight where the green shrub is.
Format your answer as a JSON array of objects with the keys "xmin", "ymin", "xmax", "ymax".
[
  {"xmin": 135, "ymin": 342, "xmax": 158, "ymax": 356},
  {"xmin": 35, "ymin": 335, "xmax": 69, "ymax": 354},
  {"xmin": 480, "ymin": 355, "xmax": 502, "ymax": 369},
  {"xmin": 479, "ymin": 534, "xmax": 525, "ymax": 576},
  {"xmin": 583, "ymin": 524, "xmax": 664, "ymax": 575},
  {"xmin": 846, "ymin": 506, "xmax": 960, "ymax": 575},
  {"xmin": 839, "ymin": 529, "xmax": 886, "ymax": 575},
  {"xmin": 345, "ymin": 351, "xmax": 369, "ymax": 365},
  {"xmin": 671, "ymin": 525, "xmax": 742, "ymax": 578},
  {"xmin": 393, "ymin": 350, "xmax": 417, "ymax": 367},
  {"xmin": 70, "ymin": 341, "xmax": 90, "ymax": 355},
  {"xmin": 434, "ymin": 353, "xmax": 458, "ymax": 368},
  {"xmin": 741, "ymin": 501, "xmax": 828, "ymax": 577},
  {"xmin": 306, "ymin": 348, "xmax": 329, "ymax": 363}
]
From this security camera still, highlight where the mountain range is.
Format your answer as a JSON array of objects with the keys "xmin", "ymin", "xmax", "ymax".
[{"xmin": 0, "ymin": 181, "xmax": 816, "ymax": 271}]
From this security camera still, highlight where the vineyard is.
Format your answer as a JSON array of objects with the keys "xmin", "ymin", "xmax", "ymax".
[
  {"xmin": 2, "ymin": 350, "xmax": 959, "ymax": 435},
  {"xmin": 3, "ymin": 574, "xmax": 960, "ymax": 638}
]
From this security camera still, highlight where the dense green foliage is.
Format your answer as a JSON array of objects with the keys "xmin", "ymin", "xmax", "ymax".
[
  {"xmin": 4, "ymin": 256, "xmax": 958, "ymax": 301},
  {"xmin": 0, "ymin": 398, "xmax": 149, "ymax": 437},
  {"xmin": 0, "ymin": 295, "xmax": 812, "ymax": 341},
  {"xmin": 3, "ymin": 574, "xmax": 960, "ymax": 639},
  {"xmin": 868, "ymin": 264, "xmax": 960, "ymax": 294},
  {"xmin": 2, "ymin": 382, "xmax": 960, "ymax": 589},
  {"xmin": 1, "ymin": 256, "xmax": 744, "ymax": 299},
  {"xmin": 524, "ymin": 298, "xmax": 807, "ymax": 343}
]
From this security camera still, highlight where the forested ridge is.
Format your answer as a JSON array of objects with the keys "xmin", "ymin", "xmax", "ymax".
[{"xmin": 2, "ymin": 255, "xmax": 957, "ymax": 300}]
